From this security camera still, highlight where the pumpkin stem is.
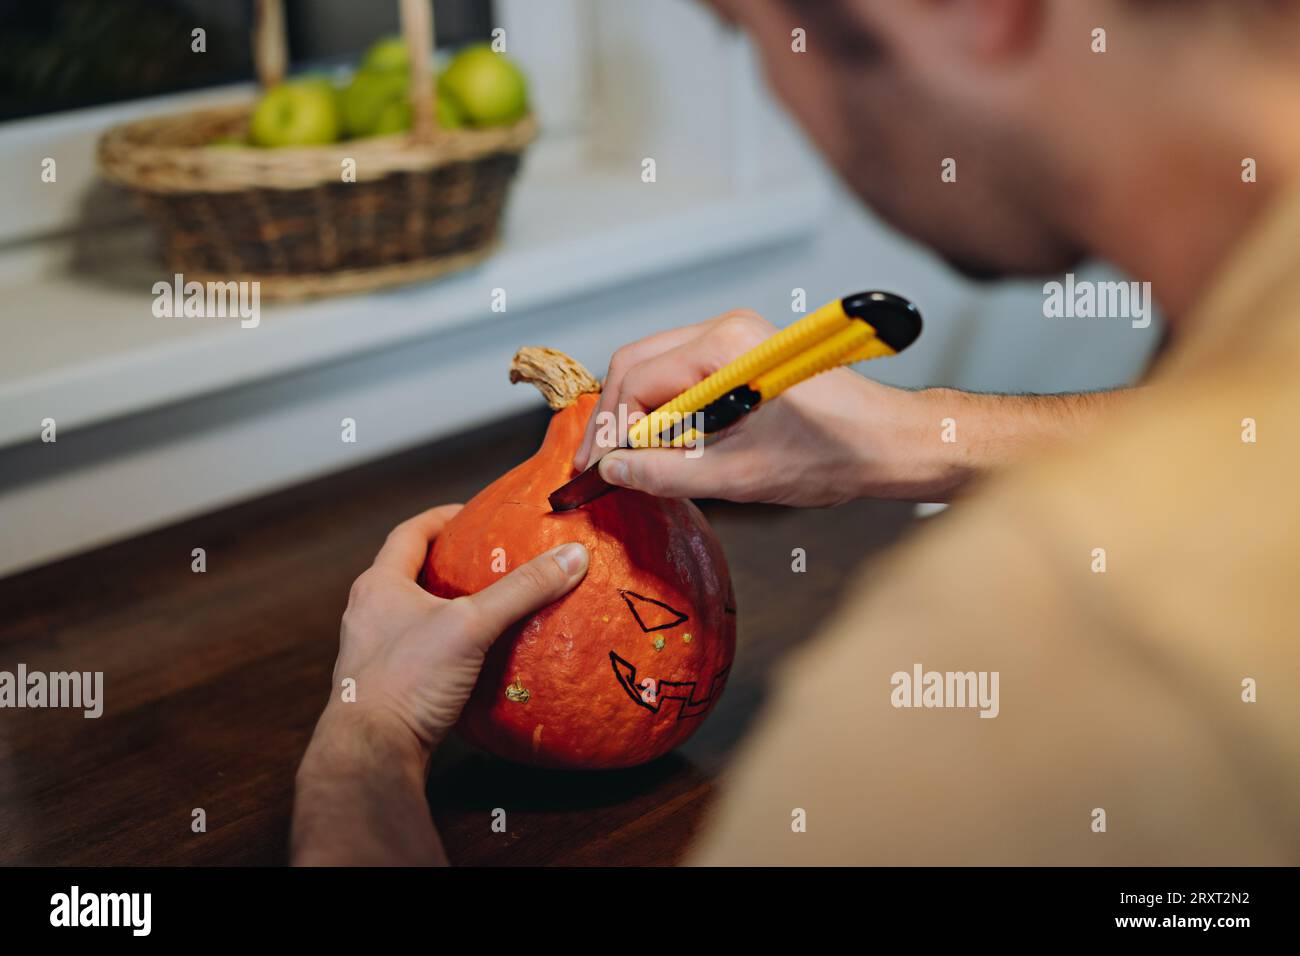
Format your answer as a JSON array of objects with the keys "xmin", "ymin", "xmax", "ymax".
[{"xmin": 510, "ymin": 348, "xmax": 601, "ymax": 410}]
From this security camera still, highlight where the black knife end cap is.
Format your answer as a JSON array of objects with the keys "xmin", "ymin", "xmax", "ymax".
[{"xmin": 843, "ymin": 291, "xmax": 922, "ymax": 353}]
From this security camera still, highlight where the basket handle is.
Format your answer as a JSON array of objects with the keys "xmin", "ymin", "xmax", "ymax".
[
  {"xmin": 252, "ymin": 0, "xmax": 439, "ymax": 142},
  {"xmin": 401, "ymin": 0, "xmax": 438, "ymax": 142},
  {"xmin": 253, "ymin": 0, "xmax": 288, "ymax": 88}
]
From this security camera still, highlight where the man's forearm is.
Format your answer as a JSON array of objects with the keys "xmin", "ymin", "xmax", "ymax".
[
  {"xmin": 291, "ymin": 706, "xmax": 446, "ymax": 866},
  {"xmin": 891, "ymin": 386, "xmax": 1130, "ymax": 501}
]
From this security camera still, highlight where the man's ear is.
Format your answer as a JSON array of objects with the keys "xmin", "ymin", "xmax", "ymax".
[
  {"xmin": 872, "ymin": 0, "xmax": 1044, "ymax": 65},
  {"xmin": 938, "ymin": 0, "xmax": 1043, "ymax": 60}
]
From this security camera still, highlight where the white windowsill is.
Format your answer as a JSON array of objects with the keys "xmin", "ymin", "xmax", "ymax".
[{"xmin": 0, "ymin": 137, "xmax": 827, "ymax": 450}]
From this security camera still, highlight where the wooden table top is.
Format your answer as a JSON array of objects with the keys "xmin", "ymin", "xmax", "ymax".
[{"xmin": 0, "ymin": 410, "xmax": 916, "ymax": 865}]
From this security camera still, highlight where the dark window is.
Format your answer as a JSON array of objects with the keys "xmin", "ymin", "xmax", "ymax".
[{"xmin": 0, "ymin": 0, "xmax": 494, "ymax": 123}]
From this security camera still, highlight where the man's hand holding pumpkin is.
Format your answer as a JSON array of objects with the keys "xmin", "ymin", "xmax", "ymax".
[{"xmin": 291, "ymin": 505, "xmax": 588, "ymax": 866}]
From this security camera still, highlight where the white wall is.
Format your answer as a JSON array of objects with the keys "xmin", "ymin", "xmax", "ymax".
[{"xmin": 0, "ymin": 0, "xmax": 1160, "ymax": 576}]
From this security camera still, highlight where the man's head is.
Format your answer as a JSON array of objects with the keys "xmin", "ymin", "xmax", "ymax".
[{"xmin": 708, "ymin": 0, "xmax": 1300, "ymax": 299}]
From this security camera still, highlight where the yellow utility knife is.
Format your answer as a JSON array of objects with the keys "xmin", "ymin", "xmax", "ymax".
[{"xmin": 548, "ymin": 290, "xmax": 922, "ymax": 512}]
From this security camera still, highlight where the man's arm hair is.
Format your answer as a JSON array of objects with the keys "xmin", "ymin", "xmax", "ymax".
[{"xmin": 908, "ymin": 387, "xmax": 1134, "ymax": 500}]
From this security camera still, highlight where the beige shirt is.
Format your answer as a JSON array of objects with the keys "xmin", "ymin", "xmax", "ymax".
[{"xmin": 691, "ymin": 186, "xmax": 1300, "ymax": 865}]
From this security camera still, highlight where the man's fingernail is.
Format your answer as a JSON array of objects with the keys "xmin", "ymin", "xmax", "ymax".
[
  {"xmin": 599, "ymin": 454, "xmax": 630, "ymax": 487},
  {"xmin": 553, "ymin": 543, "xmax": 588, "ymax": 575}
]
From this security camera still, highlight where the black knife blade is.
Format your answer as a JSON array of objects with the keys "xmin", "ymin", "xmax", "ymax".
[{"xmin": 548, "ymin": 458, "xmax": 619, "ymax": 512}]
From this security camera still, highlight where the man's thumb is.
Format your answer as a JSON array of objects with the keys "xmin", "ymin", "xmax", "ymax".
[
  {"xmin": 598, "ymin": 449, "xmax": 697, "ymax": 498},
  {"xmin": 462, "ymin": 543, "xmax": 589, "ymax": 642}
]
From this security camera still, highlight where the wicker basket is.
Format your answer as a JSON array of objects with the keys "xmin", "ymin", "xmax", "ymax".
[{"xmin": 96, "ymin": 0, "xmax": 535, "ymax": 300}]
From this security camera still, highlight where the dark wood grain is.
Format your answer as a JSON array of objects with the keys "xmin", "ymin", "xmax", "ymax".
[{"xmin": 0, "ymin": 411, "xmax": 916, "ymax": 865}]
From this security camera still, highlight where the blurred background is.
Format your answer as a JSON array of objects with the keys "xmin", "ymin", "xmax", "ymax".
[{"xmin": 0, "ymin": 0, "xmax": 1160, "ymax": 576}]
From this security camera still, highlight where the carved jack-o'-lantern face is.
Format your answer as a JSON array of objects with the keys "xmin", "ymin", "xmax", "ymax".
[{"xmin": 609, "ymin": 590, "xmax": 732, "ymax": 721}]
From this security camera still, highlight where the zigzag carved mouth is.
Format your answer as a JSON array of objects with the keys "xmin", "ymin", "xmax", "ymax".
[{"xmin": 609, "ymin": 651, "xmax": 729, "ymax": 721}]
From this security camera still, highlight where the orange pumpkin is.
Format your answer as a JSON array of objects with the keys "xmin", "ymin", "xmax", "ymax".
[{"xmin": 424, "ymin": 348, "xmax": 736, "ymax": 769}]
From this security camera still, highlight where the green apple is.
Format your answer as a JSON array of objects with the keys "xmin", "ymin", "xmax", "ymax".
[
  {"xmin": 341, "ymin": 68, "xmax": 408, "ymax": 137},
  {"xmin": 361, "ymin": 35, "xmax": 409, "ymax": 74},
  {"xmin": 436, "ymin": 87, "xmax": 465, "ymax": 129},
  {"xmin": 298, "ymin": 73, "xmax": 343, "ymax": 106},
  {"xmin": 293, "ymin": 74, "xmax": 347, "ymax": 126},
  {"xmin": 369, "ymin": 87, "xmax": 465, "ymax": 135},
  {"xmin": 249, "ymin": 80, "xmax": 340, "ymax": 147},
  {"xmin": 439, "ymin": 44, "xmax": 528, "ymax": 126},
  {"xmin": 372, "ymin": 99, "xmax": 412, "ymax": 136}
]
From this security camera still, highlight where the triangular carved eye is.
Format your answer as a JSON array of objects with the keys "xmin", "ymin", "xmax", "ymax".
[{"xmin": 619, "ymin": 590, "xmax": 689, "ymax": 632}]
